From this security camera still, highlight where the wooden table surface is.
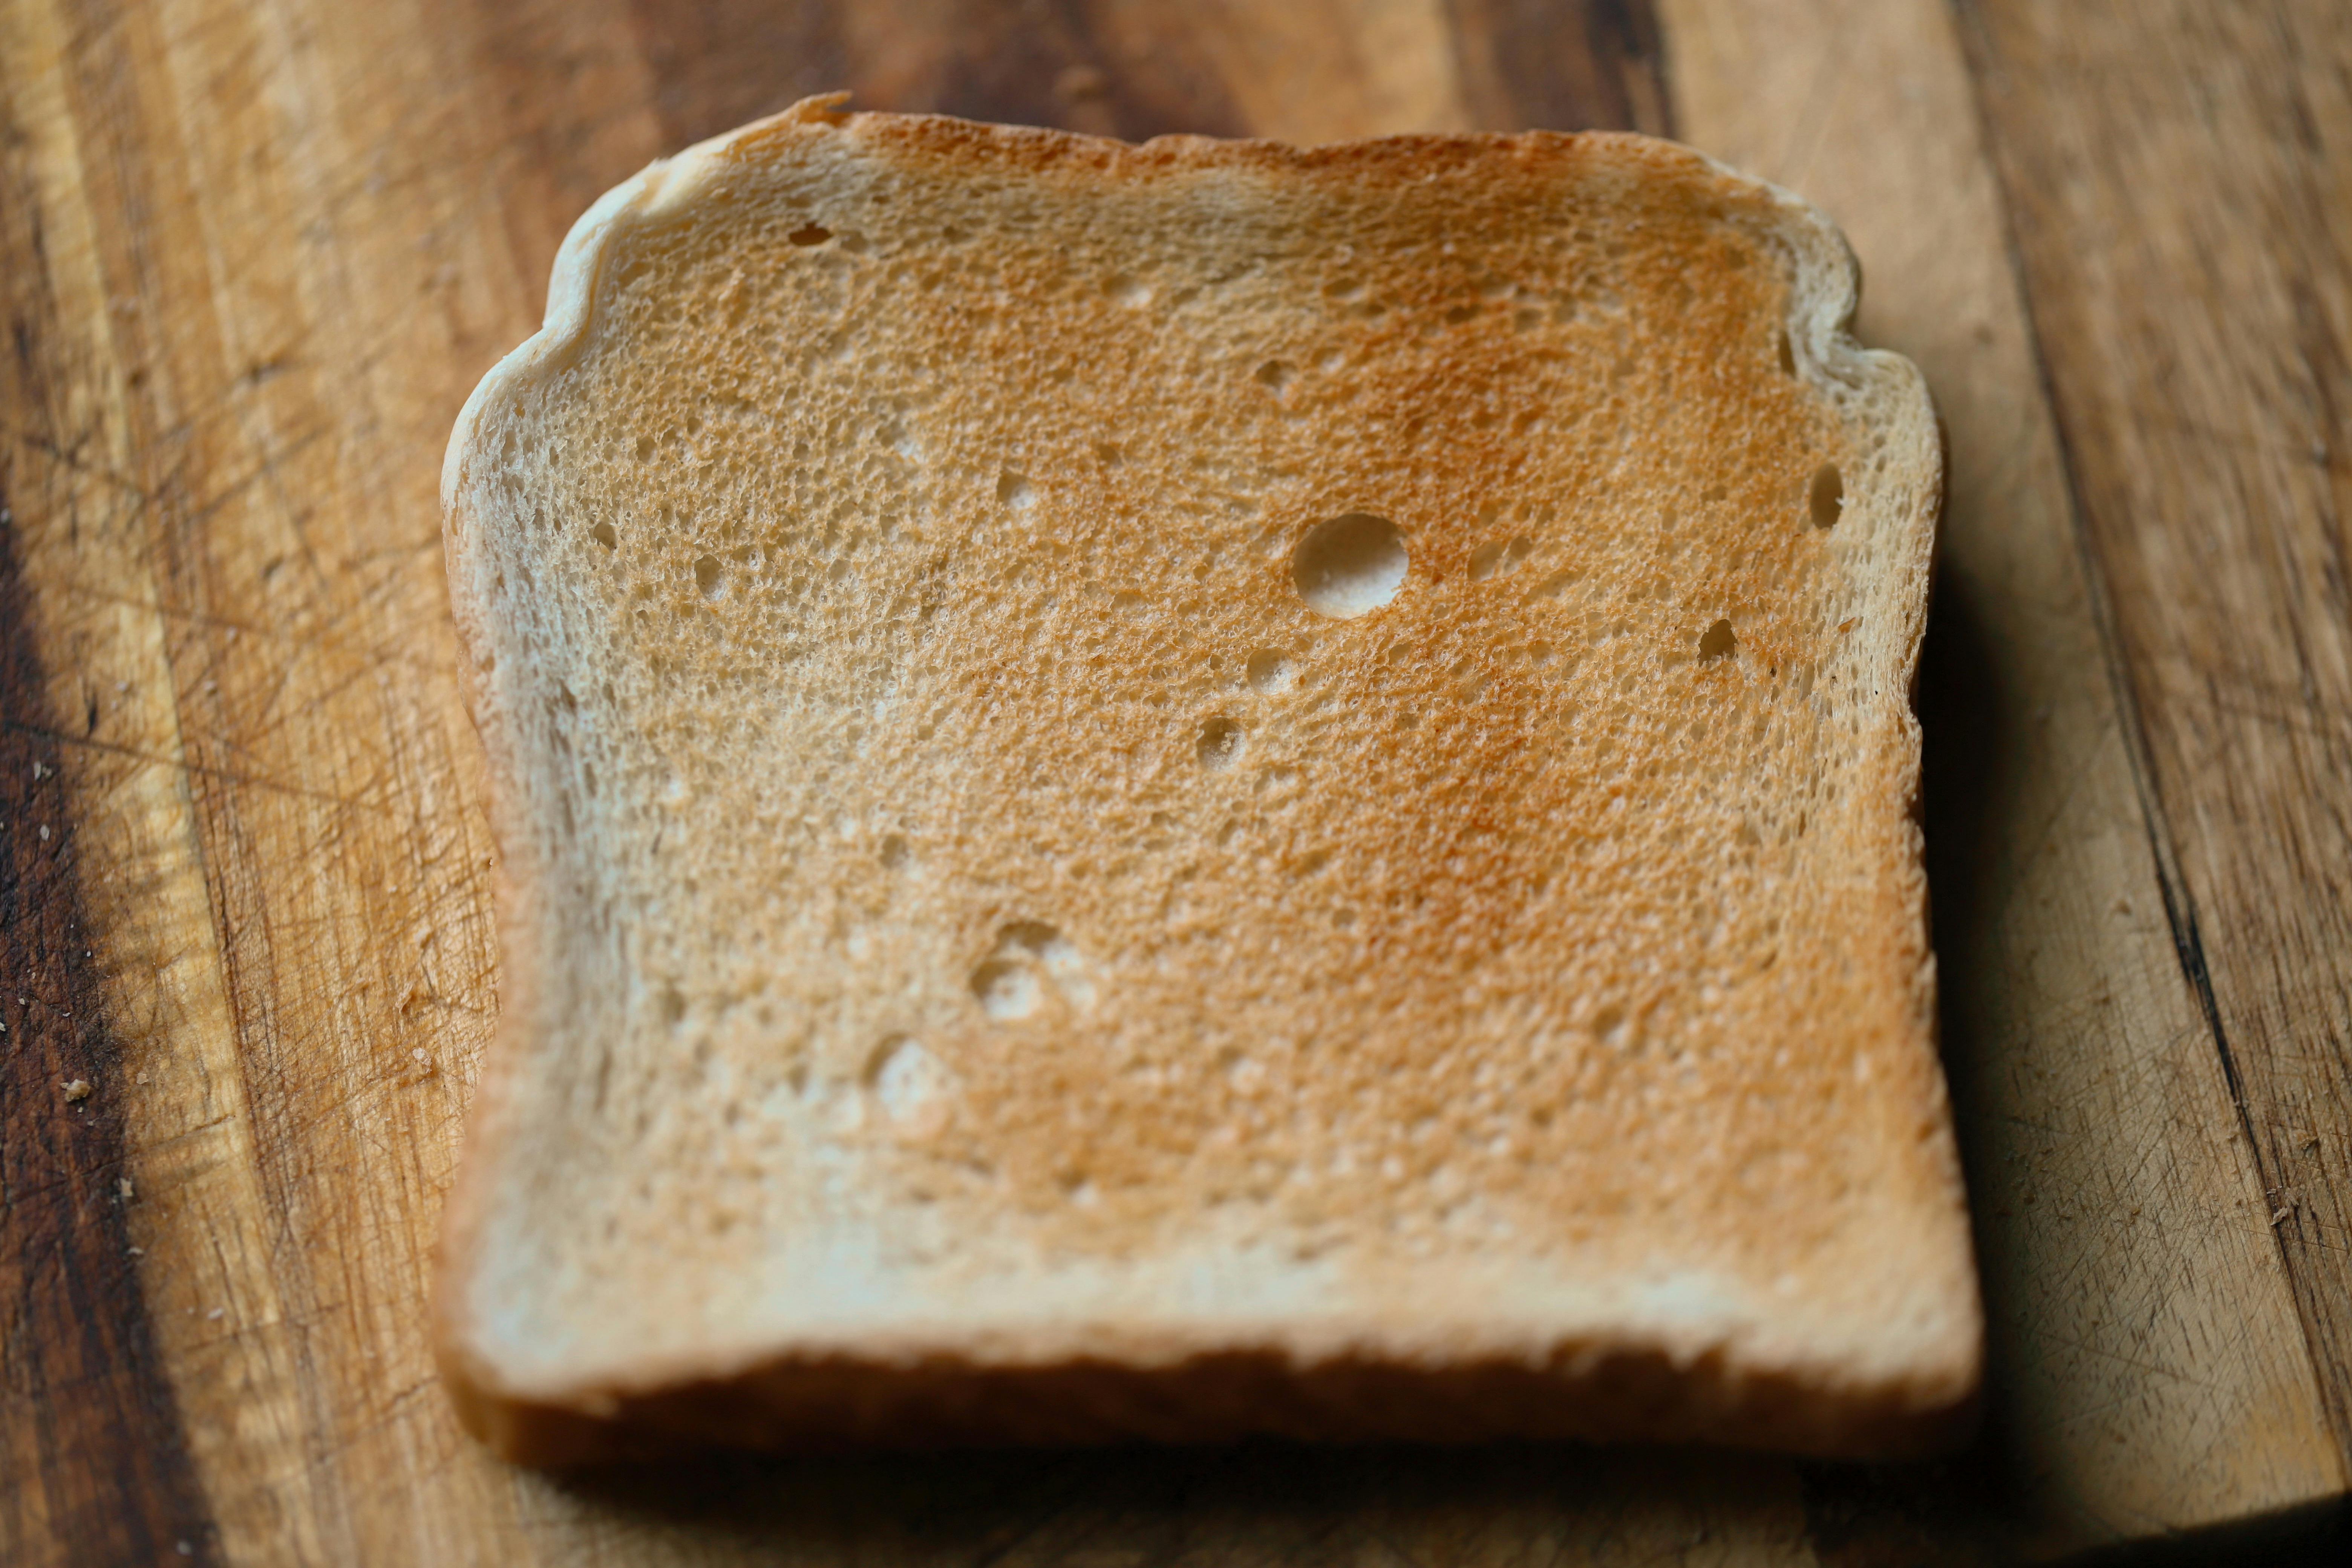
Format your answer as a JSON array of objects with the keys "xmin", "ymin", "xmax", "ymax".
[{"xmin": 4, "ymin": 1, "xmax": 2349, "ymax": 1562}]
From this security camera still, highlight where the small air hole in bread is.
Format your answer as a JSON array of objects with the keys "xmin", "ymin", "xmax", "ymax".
[
  {"xmin": 1293, "ymin": 513, "xmax": 1408, "ymax": 618},
  {"xmin": 1245, "ymin": 650, "xmax": 1294, "ymax": 693},
  {"xmin": 1197, "ymin": 716, "xmax": 1243, "ymax": 770},
  {"xmin": 1809, "ymin": 463, "xmax": 1845, "ymax": 529},
  {"xmin": 865, "ymin": 1036, "xmax": 950, "ymax": 1135},
  {"xmin": 970, "ymin": 961, "xmax": 1038, "ymax": 1020}
]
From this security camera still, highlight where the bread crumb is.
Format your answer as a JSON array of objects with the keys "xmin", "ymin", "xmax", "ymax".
[
  {"xmin": 63, "ymin": 1079, "xmax": 92, "ymax": 1102},
  {"xmin": 118, "ymin": 1177, "xmax": 135, "ymax": 1200}
]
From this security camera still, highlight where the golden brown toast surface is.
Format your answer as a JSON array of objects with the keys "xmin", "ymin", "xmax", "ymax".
[{"xmin": 437, "ymin": 98, "xmax": 1977, "ymax": 1462}]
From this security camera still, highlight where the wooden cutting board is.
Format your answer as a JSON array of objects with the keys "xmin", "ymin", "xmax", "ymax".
[{"xmin": 5, "ymin": 1, "xmax": 2349, "ymax": 1562}]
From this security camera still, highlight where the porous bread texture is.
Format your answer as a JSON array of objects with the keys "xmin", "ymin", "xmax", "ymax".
[{"xmin": 438, "ymin": 96, "xmax": 1980, "ymax": 1463}]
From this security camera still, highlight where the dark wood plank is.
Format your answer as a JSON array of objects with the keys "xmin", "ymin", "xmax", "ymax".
[
  {"xmin": 0, "ymin": 17, "xmax": 220, "ymax": 1560},
  {"xmin": 622, "ymin": 0, "xmax": 1672, "ymax": 150},
  {"xmin": 625, "ymin": 0, "xmax": 1255, "ymax": 148},
  {"xmin": 0, "ymin": 511, "xmax": 214, "ymax": 1566},
  {"xmin": 1957, "ymin": 0, "xmax": 2352, "ymax": 1468},
  {"xmin": 1448, "ymin": 0, "xmax": 1674, "ymax": 136}
]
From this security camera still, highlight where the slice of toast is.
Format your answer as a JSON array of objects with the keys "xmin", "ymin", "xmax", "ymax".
[{"xmin": 437, "ymin": 96, "xmax": 1979, "ymax": 1464}]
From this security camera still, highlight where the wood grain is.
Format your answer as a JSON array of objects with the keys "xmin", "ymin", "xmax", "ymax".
[
  {"xmin": 1957, "ymin": 0, "xmax": 2352, "ymax": 1475},
  {"xmin": 0, "ymin": 0, "xmax": 2346, "ymax": 1560},
  {"xmin": 616, "ymin": 0, "xmax": 1673, "ymax": 150},
  {"xmin": 1666, "ymin": 2, "xmax": 2345, "ymax": 1549},
  {"xmin": 0, "ymin": 509, "xmax": 215, "ymax": 1567}
]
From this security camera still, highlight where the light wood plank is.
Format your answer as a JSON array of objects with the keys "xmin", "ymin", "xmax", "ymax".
[
  {"xmin": 1663, "ymin": 0, "xmax": 2343, "ymax": 1548},
  {"xmin": 1957, "ymin": 0, "xmax": 2352, "ymax": 1474}
]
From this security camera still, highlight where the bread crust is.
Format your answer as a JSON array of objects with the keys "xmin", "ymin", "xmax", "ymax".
[{"xmin": 437, "ymin": 97, "xmax": 1977, "ymax": 1464}]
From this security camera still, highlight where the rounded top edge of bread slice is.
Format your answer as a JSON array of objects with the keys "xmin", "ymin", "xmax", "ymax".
[{"xmin": 443, "ymin": 90, "xmax": 1909, "ymax": 515}]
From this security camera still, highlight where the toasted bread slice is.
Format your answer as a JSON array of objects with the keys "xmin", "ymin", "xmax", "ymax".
[{"xmin": 437, "ymin": 97, "xmax": 1978, "ymax": 1463}]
